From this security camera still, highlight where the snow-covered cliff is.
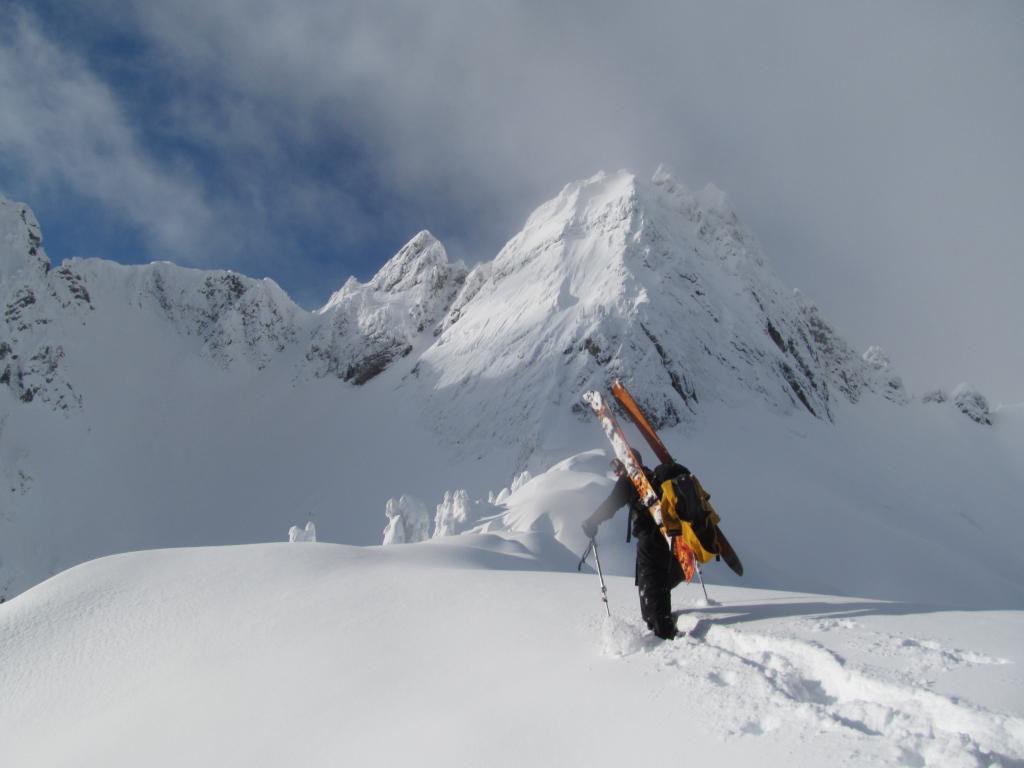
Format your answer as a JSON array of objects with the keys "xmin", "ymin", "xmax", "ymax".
[{"xmin": 412, "ymin": 169, "xmax": 905, "ymax": 464}]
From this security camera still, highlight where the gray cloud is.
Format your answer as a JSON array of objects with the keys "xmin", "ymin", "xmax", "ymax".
[
  {"xmin": 0, "ymin": 11, "xmax": 216, "ymax": 258},
  {"xmin": 6, "ymin": 1, "xmax": 1024, "ymax": 400}
]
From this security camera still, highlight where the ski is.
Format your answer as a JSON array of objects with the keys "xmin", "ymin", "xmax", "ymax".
[
  {"xmin": 609, "ymin": 379, "xmax": 745, "ymax": 577},
  {"xmin": 582, "ymin": 389, "xmax": 697, "ymax": 582},
  {"xmin": 610, "ymin": 379, "xmax": 673, "ymax": 465}
]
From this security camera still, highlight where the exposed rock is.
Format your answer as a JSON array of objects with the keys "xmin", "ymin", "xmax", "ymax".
[
  {"xmin": 310, "ymin": 231, "xmax": 466, "ymax": 384},
  {"xmin": 862, "ymin": 346, "xmax": 909, "ymax": 404},
  {"xmin": 952, "ymin": 384, "xmax": 992, "ymax": 426}
]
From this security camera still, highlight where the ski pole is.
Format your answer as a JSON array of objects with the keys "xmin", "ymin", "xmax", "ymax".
[
  {"xmin": 578, "ymin": 538, "xmax": 611, "ymax": 617},
  {"xmin": 592, "ymin": 539, "xmax": 611, "ymax": 617},
  {"xmin": 693, "ymin": 561, "xmax": 710, "ymax": 603}
]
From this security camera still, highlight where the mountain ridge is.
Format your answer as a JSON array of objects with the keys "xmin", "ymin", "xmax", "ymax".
[
  {"xmin": 0, "ymin": 169, "xmax": 1010, "ymax": 600},
  {"xmin": 0, "ymin": 170, "xmax": 955, "ymax": 426}
]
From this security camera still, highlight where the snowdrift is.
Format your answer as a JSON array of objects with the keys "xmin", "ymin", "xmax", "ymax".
[{"xmin": 2, "ymin": 541, "xmax": 1022, "ymax": 768}]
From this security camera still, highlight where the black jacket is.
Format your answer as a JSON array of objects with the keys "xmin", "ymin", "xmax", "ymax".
[
  {"xmin": 588, "ymin": 462, "xmax": 689, "ymax": 593},
  {"xmin": 589, "ymin": 462, "xmax": 690, "ymax": 540}
]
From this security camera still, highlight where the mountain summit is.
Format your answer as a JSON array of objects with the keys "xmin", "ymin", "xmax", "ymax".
[
  {"xmin": 412, "ymin": 169, "xmax": 902, "ymax": 463},
  {"xmin": 310, "ymin": 230, "xmax": 466, "ymax": 383}
]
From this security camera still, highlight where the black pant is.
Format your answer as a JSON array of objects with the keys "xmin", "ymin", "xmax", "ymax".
[{"xmin": 635, "ymin": 532, "xmax": 684, "ymax": 633}]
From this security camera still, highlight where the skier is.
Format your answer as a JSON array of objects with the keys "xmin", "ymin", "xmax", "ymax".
[{"xmin": 581, "ymin": 452, "xmax": 688, "ymax": 640}]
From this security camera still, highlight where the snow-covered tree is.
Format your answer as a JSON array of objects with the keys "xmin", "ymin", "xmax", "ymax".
[
  {"xmin": 288, "ymin": 521, "xmax": 317, "ymax": 542},
  {"xmin": 492, "ymin": 471, "xmax": 533, "ymax": 505},
  {"xmin": 382, "ymin": 503, "xmax": 405, "ymax": 545},
  {"xmin": 433, "ymin": 489, "xmax": 471, "ymax": 538},
  {"xmin": 382, "ymin": 495, "xmax": 431, "ymax": 545},
  {"xmin": 511, "ymin": 470, "xmax": 532, "ymax": 493}
]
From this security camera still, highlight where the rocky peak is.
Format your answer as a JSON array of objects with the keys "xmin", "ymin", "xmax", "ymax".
[
  {"xmin": 0, "ymin": 197, "xmax": 83, "ymax": 410},
  {"xmin": 923, "ymin": 383, "xmax": 993, "ymax": 425},
  {"xmin": 0, "ymin": 197, "xmax": 51, "ymax": 283},
  {"xmin": 180, "ymin": 270, "xmax": 303, "ymax": 370},
  {"xmin": 953, "ymin": 384, "xmax": 993, "ymax": 426},
  {"xmin": 862, "ymin": 346, "xmax": 909, "ymax": 404},
  {"xmin": 321, "ymin": 231, "xmax": 463, "ymax": 317},
  {"xmin": 369, "ymin": 230, "xmax": 449, "ymax": 293},
  {"xmin": 306, "ymin": 231, "xmax": 466, "ymax": 384}
]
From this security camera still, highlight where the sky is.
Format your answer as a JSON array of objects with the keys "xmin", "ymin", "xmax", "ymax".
[{"xmin": 1, "ymin": 0, "xmax": 1022, "ymax": 402}]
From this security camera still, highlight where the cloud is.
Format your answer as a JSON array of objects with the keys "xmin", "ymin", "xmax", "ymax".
[
  {"xmin": 0, "ymin": 11, "xmax": 216, "ymax": 259},
  {"xmin": 5, "ymin": 1, "xmax": 1024, "ymax": 398},
  {"xmin": 1, "ymin": 6, "xmax": 389, "ymax": 279}
]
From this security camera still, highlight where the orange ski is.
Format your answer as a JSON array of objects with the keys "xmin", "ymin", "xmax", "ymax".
[{"xmin": 611, "ymin": 379, "xmax": 673, "ymax": 465}]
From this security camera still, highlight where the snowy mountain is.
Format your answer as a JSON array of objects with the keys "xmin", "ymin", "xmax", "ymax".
[
  {"xmin": 0, "ymin": 171, "xmax": 1020, "ymax": 608},
  {"xmin": 1, "ymin": 171, "xmax": 897, "ymax": 444},
  {"xmin": 410, "ymin": 168, "xmax": 917, "ymax": 470}
]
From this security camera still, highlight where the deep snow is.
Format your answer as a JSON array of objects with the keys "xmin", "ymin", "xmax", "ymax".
[{"xmin": 1, "ymin": 541, "xmax": 1021, "ymax": 768}]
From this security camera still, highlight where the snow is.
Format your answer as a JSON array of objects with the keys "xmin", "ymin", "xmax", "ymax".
[
  {"xmin": 2, "ymin": 167, "xmax": 1023, "ymax": 765},
  {"xmin": 2, "ymin": 168, "xmax": 1022, "ymax": 607},
  {"xmin": 1, "ymin": 542, "xmax": 1021, "ymax": 767},
  {"xmin": 288, "ymin": 521, "xmax": 317, "ymax": 542},
  {"xmin": 433, "ymin": 488, "xmax": 472, "ymax": 537},
  {"xmin": 382, "ymin": 494, "xmax": 430, "ymax": 544}
]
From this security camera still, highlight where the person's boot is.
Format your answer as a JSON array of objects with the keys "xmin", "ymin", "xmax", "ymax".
[{"xmin": 653, "ymin": 616, "xmax": 678, "ymax": 640}]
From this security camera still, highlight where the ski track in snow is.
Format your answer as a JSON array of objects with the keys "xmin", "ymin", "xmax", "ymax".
[{"xmin": 602, "ymin": 612, "xmax": 1024, "ymax": 768}]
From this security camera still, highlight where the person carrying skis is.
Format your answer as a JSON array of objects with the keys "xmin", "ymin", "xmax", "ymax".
[{"xmin": 581, "ymin": 452, "xmax": 687, "ymax": 640}]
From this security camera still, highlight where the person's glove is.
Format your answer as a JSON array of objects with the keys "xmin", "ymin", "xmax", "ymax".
[{"xmin": 581, "ymin": 517, "xmax": 598, "ymax": 539}]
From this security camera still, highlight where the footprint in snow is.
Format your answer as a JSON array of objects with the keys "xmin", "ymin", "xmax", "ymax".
[
  {"xmin": 859, "ymin": 632, "xmax": 1012, "ymax": 682},
  {"xmin": 699, "ymin": 625, "xmax": 1024, "ymax": 766},
  {"xmin": 707, "ymin": 669, "xmax": 739, "ymax": 688}
]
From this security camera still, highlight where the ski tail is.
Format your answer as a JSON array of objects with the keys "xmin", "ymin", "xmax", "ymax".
[
  {"xmin": 672, "ymin": 536, "xmax": 697, "ymax": 582},
  {"xmin": 714, "ymin": 527, "xmax": 744, "ymax": 576},
  {"xmin": 611, "ymin": 379, "xmax": 673, "ymax": 465}
]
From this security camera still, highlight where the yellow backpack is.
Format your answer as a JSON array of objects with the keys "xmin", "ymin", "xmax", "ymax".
[{"xmin": 657, "ymin": 473, "xmax": 721, "ymax": 564}]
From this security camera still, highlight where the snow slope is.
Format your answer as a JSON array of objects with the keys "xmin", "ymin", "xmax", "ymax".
[{"xmin": 2, "ymin": 541, "xmax": 1022, "ymax": 768}]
